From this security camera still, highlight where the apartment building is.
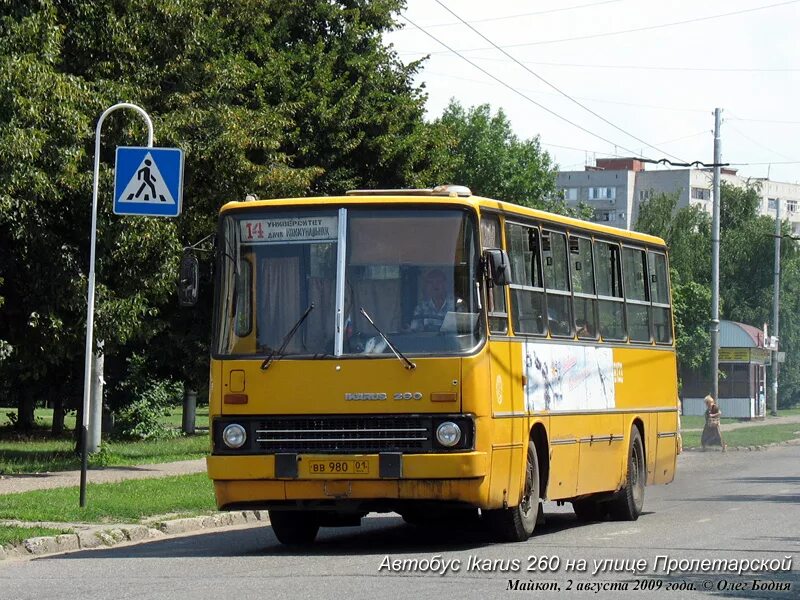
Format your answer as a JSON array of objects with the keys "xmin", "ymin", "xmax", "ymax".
[{"xmin": 557, "ymin": 158, "xmax": 800, "ymax": 234}]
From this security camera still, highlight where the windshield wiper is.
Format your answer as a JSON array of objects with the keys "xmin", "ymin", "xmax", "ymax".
[
  {"xmin": 261, "ymin": 303, "xmax": 315, "ymax": 370},
  {"xmin": 359, "ymin": 307, "xmax": 416, "ymax": 370}
]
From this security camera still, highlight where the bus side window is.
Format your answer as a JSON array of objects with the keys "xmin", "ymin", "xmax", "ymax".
[
  {"xmin": 570, "ymin": 235, "xmax": 598, "ymax": 339},
  {"xmin": 505, "ymin": 221, "xmax": 546, "ymax": 335},
  {"xmin": 623, "ymin": 246, "xmax": 651, "ymax": 342},
  {"xmin": 234, "ymin": 257, "xmax": 253, "ymax": 337},
  {"xmin": 542, "ymin": 230, "xmax": 572, "ymax": 337},
  {"xmin": 649, "ymin": 250, "xmax": 673, "ymax": 344},
  {"xmin": 482, "ymin": 215, "xmax": 508, "ymax": 334},
  {"xmin": 594, "ymin": 240, "xmax": 626, "ymax": 341}
]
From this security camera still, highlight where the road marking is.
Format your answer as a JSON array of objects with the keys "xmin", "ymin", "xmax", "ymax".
[
  {"xmin": 697, "ymin": 518, "xmax": 711, "ymax": 523},
  {"xmin": 607, "ymin": 528, "xmax": 640, "ymax": 536}
]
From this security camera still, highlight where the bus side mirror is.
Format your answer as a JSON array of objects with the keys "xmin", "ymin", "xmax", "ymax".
[
  {"xmin": 178, "ymin": 251, "xmax": 199, "ymax": 307},
  {"xmin": 484, "ymin": 249, "xmax": 511, "ymax": 286}
]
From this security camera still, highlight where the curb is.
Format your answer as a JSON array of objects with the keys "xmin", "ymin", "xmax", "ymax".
[
  {"xmin": 682, "ymin": 437, "xmax": 800, "ymax": 452},
  {"xmin": 0, "ymin": 510, "xmax": 270, "ymax": 561}
]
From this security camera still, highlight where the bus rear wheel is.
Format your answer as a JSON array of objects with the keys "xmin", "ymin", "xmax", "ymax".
[
  {"xmin": 608, "ymin": 427, "xmax": 645, "ymax": 521},
  {"xmin": 268, "ymin": 510, "xmax": 320, "ymax": 545},
  {"xmin": 484, "ymin": 441, "xmax": 540, "ymax": 542}
]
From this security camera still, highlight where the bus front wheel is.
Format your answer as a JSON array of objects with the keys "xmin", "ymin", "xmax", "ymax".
[
  {"xmin": 608, "ymin": 427, "xmax": 645, "ymax": 521},
  {"xmin": 268, "ymin": 510, "xmax": 320, "ymax": 545},
  {"xmin": 484, "ymin": 441, "xmax": 540, "ymax": 542}
]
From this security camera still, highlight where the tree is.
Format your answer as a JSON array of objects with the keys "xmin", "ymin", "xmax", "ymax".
[
  {"xmin": 0, "ymin": 1, "xmax": 447, "ymax": 429},
  {"xmin": 635, "ymin": 192, "xmax": 713, "ymax": 379},
  {"xmin": 431, "ymin": 101, "xmax": 565, "ymax": 211},
  {"xmin": 636, "ymin": 184, "xmax": 800, "ymax": 407},
  {"xmin": 718, "ymin": 183, "xmax": 800, "ymax": 407}
]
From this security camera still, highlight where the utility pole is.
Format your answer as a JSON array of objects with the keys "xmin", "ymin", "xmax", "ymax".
[
  {"xmin": 771, "ymin": 198, "xmax": 781, "ymax": 416},
  {"xmin": 710, "ymin": 108, "xmax": 722, "ymax": 402}
]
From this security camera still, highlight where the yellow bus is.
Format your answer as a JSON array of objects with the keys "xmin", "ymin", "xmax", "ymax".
[{"xmin": 193, "ymin": 185, "xmax": 679, "ymax": 544}]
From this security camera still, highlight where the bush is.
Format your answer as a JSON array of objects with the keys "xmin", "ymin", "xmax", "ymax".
[{"xmin": 113, "ymin": 354, "xmax": 183, "ymax": 440}]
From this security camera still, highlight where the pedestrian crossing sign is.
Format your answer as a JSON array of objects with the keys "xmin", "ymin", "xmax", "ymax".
[{"xmin": 113, "ymin": 146, "xmax": 184, "ymax": 217}]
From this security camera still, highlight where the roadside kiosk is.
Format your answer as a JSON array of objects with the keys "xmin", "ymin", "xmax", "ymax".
[{"xmin": 681, "ymin": 320, "xmax": 770, "ymax": 419}]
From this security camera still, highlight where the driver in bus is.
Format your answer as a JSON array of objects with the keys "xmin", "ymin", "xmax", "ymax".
[{"xmin": 409, "ymin": 269, "xmax": 460, "ymax": 332}]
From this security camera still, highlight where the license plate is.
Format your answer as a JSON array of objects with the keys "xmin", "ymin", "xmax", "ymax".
[{"xmin": 308, "ymin": 459, "xmax": 370, "ymax": 476}]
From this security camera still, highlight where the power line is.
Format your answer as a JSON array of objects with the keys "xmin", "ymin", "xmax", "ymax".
[
  {"xmin": 415, "ymin": 0, "xmax": 800, "ymax": 54},
  {"xmin": 729, "ymin": 161, "xmax": 800, "ymax": 166},
  {"xmin": 399, "ymin": 13, "xmax": 648, "ymax": 159},
  {"xmin": 726, "ymin": 123, "xmax": 799, "ymax": 163},
  {"xmin": 541, "ymin": 141, "xmax": 624, "ymax": 156},
  {"xmin": 432, "ymin": 0, "xmax": 687, "ymax": 162},
  {"xmin": 541, "ymin": 130, "xmax": 706, "ymax": 159},
  {"xmin": 400, "ymin": 0, "xmax": 624, "ymax": 30},
  {"xmin": 404, "ymin": 55, "xmax": 800, "ymax": 74},
  {"xmin": 422, "ymin": 69, "xmax": 709, "ymax": 114},
  {"xmin": 653, "ymin": 130, "xmax": 711, "ymax": 146},
  {"xmin": 728, "ymin": 116, "xmax": 800, "ymax": 125}
]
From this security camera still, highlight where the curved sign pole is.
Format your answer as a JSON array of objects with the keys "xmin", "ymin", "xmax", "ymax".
[{"xmin": 80, "ymin": 103, "xmax": 154, "ymax": 507}]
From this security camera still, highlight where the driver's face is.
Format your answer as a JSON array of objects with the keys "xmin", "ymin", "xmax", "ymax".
[{"xmin": 425, "ymin": 274, "xmax": 445, "ymax": 296}]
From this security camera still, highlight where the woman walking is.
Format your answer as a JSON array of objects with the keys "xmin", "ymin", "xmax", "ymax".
[{"xmin": 701, "ymin": 395, "xmax": 726, "ymax": 451}]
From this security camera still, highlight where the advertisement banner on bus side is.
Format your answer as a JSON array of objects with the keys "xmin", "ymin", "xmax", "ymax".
[{"xmin": 523, "ymin": 342, "xmax": 615, "ymax": 412}]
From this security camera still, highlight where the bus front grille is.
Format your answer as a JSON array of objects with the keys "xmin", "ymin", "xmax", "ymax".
[{"xmin": 254, "ymin": 416, "xmax": 431, "ymax": 453}]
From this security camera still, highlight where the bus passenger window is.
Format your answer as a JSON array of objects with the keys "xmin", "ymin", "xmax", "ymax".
[
  {"xmin": 505, "ymin": 222, "xmax": 546, "ymax": 335},
  {"xmin": 542, "ymin": 230, "xmax": 572, "ymax": 336},
  {"xmin": 649, "ymin": 251, "xmax": 673, "ymax": 344},
  {"xmin": 482, "ymin": 215, "xmax": 508, "ymax": 334},
  {"xmin": 570, "ymin": 235, "xmax": 598, "ymax": 339},
  {"xmin": 594, "ymin": 241, "xmax": 626, "ymax": 340},
  {"xmin": 623, "ymin": 246, "xmax": 651, "ymax": 342}
]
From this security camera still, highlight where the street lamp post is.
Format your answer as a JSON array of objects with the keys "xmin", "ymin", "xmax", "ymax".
[
  {"xmin": 710, "ymin": 108, "xmax": 722, "ymax": 402},
  {"xmin": 771, "ymin": 198, "xmax": 781, "ymax": 416}
]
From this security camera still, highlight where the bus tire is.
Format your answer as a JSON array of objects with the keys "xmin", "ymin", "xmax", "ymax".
[
  {"xmin": 572, "ymin": 497, "xmax": 607, "ymax": 522},
  {"xmin": 608, "ymin": 427, "xmax": 645, "ymax": 521},
  {"xmin": 484, "ymin": 441, "xmax": 540, "ymax": 542},
  {"xmin": 268, "ymin": 510, "xmax": 320, "ymax": 545}
]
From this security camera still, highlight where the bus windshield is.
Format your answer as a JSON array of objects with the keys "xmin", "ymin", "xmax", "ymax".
[{"xmin": 214, "ymin": 206, "xmax": 483, "ymax": 358}]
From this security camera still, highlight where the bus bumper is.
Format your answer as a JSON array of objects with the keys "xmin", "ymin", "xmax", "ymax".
[{"xmin": 207, "ymin": 452, "xmax": 488, "ymax": 508}]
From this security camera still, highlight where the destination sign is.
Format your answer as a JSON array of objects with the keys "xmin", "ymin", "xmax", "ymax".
[{"xmin": 240, "ymin": 216, "xmax": 338, "ymax": 244}]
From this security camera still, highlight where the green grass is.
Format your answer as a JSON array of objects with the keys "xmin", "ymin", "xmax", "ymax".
[
  {"xmin": 0, "ymin": 406, "xmax": 209, "ymax": 430},
  {"xmin": 0, "ymin": 474, "xmax": 215, "ymax": 524},
  {"xmin": 681, "ymin": 407, "xmax": 800, "ymax": 430},
  {"xmin": 0, "ymin": 525, "xmax": 73, "ymax": 546},
  {"xmin": 680, "ymin": 415, "xmax": 739, "ymax": 429},
  {"xmin": 0, "ymin": 434, "xmax": 209, "ymax": 475},
  {"xmin": 0, "ymin": 405, "xmax": 211, "ymax": 475},
  {"xmin": 682, "ymin": 423, "xmax": 800, "ymax": 449}
]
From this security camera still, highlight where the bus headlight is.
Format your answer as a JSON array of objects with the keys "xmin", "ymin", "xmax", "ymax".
[
  {"xmin": 435, "ymin": 421, "xmax": 462, "ymax": 447},
  {"xmin": 222, "ymin": 423, "xmax": 247, "ymax": 449}
]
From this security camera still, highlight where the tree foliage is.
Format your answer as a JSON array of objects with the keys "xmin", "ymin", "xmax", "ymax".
[
  {"xmin": 430, "ymin": 101, "xmax": 565, "ymax": 210},
  {"xmin": 636, "ymin": 192, "xmax": 712, "ymax": 376},
  {"xmin": 0, "ymin": 0, "xmax": 444, "ymax": 429},
  {"xmin": 636, "ymin": 184, "xmax": 800, "ymax": 407}
]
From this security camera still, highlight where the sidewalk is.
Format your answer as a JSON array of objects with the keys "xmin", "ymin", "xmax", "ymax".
[
  {"xmin": 681, "ymin": 413, "xmax": 800, "ymax": 433},
  {"xmin": 0, "ymin": 459, "xmax": 206, "ymax": 495}
]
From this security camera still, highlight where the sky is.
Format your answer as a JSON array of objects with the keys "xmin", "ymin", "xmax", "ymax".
[{"xmin": 383, "ymin": 0, "xmax": 800, "ymax": 184}]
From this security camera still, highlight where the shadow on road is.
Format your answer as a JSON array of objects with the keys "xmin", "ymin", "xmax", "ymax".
[
  {"xmin": 684, "ymin": 494, "xmax": 800, "ymax": 504},
  {"xmin": 43, "ymin": 510, "xmax": 590, "ymax": 561},
  {"xmin": 729, "ymin": 476, "xmax": 800, "ymax": 484}
]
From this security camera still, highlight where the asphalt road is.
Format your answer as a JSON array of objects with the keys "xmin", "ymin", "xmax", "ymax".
[{"xmin": 1, "ymin": 446, "xmax": 798, "ymax": 600}]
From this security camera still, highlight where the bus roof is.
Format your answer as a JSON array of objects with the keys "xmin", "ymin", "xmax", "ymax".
[{"xmin": 219, "ymin": 190, "xmax": 667, "ymax": 247}]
